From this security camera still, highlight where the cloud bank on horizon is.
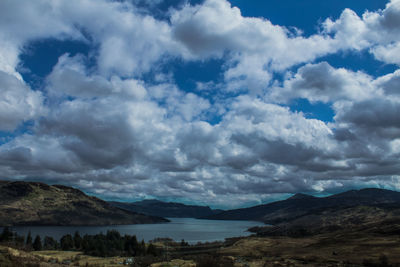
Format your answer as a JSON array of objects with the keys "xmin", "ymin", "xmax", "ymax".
[{"xmin": 1, "ymin": 0, "xmax": 400, "ymax": 208}]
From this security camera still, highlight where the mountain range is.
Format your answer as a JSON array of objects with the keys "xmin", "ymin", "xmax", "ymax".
[
  {"xmin": 109, "ymin": 199, "xmax": 223, "ymax": 218},
  {"xmin": 2, "ymin": 179, "xmax": 400, "ymax": 232},
  {"xmin": 204, "ymin": 188, "xmax": 400, "ymax": 224},
  {"xmin": 202, "ymin": 188, "xmax": 400, "ymax": 236},
  {"xmin": 0, "ymin": 181, "xmax": 168, "ymax": 226}
]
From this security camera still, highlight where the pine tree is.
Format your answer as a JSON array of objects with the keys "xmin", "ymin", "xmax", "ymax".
[
  {"xmin": 147, "ymin": 243, "xmax": 157, "ymax": 256},
  {"xmin": 44, "ymin": 236, "xmax": 58, "ymax": 250},
  {"xmin": 33, "ymin": 235, "xmax": 42, "ymax": 251},
  {"xmin": 139, "ymin": 240, "xmax": 146, "ymax": 256},
  {"xmin": 74, "ymin": 231, "xmax": 82, "ymax": 250},
  {"xmin": 124, "ymin": 235, "xmax": 138, "ymax": 256},
  {"xmin": 26, "ymin": 231, "xmax": 32, "ymax": 248},
  {"xmin": 0, "ymin": 226, "xmax": 13, "ymax": 242},
  {"xmin": 180, "ymin": 239, "xmax": 188, "ymax": 247},
  {"xmin": 60, "ymin": 234, "xmax": 74, "ymax": 251}
]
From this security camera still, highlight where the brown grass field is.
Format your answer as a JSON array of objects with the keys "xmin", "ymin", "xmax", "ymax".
[{"xmin": 2, "ymin": 230, "xmax": 400, "ymax": 267}]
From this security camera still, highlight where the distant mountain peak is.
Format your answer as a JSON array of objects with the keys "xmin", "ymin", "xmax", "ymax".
[
  {"xmin": 135, "ymin": 199, "xmax": 164, "ymax": 205},
  {"xmin": 288, "ymin": 193, "xmax": 315, "ymax": 200}
]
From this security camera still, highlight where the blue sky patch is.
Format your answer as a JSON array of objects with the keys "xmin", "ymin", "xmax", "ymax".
[{"xmin": 19, "ymin": 39, "xmax": 91, "ymax": 89}]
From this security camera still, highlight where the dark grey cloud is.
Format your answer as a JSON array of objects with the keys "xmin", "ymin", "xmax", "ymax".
[
  {"xmin": 231, "ymin": 133, "xmax": 343, "ymax": 173},
  {"xmin": 376, "ymin": 70, "xmax": 400, "ymax": 95},
  {"xmin": 291, "ymin": 62, "xmax": 345, "ymax": 94},
  {"xmin": 273, "ymin": 62, "xmax": 375, "ymax": 103},
  {"xmin": 37, "ymin": 102, "xmax": 136, "ymax": 169},
  {"xmin": 337, "ymin": 99, "xmax": 400, "ymax": 132},
  {"xmin": 380, "ymin": 1, "xmax": 400, "ymax": 31},
  {"xmin": 333, "ymin": 128, "xmax": 357, "ymax": 141}
]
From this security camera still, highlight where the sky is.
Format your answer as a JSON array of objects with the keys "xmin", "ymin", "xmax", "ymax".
[{"xmin": 1, "ymin": 0, "xmax": 400, "ymax": 209}]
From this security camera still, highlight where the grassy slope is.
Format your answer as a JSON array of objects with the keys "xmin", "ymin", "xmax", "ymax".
[
  {"xmin": 218, "ymin": 232, "xmax": 400, "ymax": 266},
  {"xmin": 0, "ymin": 181, "xmax": 168, "ymax": 226},
  {"xmin": 1, "ymin": 245, "xmax": 136, "ymax": 267}
]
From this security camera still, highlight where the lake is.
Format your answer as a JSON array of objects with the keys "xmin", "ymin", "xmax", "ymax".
[{"xmin": 3, "ymin": 218, "xmax": 263, "ymax": 244}]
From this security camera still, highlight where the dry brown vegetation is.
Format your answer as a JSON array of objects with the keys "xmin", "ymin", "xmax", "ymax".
[
  {"xmin": 145, "ymin": 227, "xmax": 400, "ymax": 267},
  {"xmin": 1, "ymin": 245, "xmax": 140, "ymax": 266},
  {"xmin": 3, "ymin": 229, "xmax": 400, "ymax": 267},
  {"xmin": 219, "ymin": 232, "xmax": 400, "ymax": 266}
]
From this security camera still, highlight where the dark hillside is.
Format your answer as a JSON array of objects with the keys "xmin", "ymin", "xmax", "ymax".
[{"xmin": 0, "ymin": 181, "xmax": 168, "ymax": 226}]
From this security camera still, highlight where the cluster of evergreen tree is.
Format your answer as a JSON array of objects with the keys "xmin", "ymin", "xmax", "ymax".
[
  {"xmin": 22, "ymin": 231, "xmax": 51, "ymax": 251},
  {"xmin": 0, "ymin": 227, "xmax": 27, "ymax": 248},
  {"xmin": 0, "ymin": 227, "xmax": 158, "ymax": 258},
  {"xmin": 76, "ymin": 230, "xmax": 157, "ymax": 257}
]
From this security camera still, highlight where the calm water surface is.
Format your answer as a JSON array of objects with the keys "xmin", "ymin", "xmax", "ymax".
[{"xmin": 5, "ymin": 218, "xmax": 262, "ymax": 244}]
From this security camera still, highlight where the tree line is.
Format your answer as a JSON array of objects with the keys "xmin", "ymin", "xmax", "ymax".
[{"xmin": 0, "ymin": 227, "xmax": 158, "ymax": 257}]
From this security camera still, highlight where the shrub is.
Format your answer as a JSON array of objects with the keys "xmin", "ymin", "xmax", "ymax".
[{"xmin": 196, "ymin": 255, "xmax": 234, "ymax": 267}]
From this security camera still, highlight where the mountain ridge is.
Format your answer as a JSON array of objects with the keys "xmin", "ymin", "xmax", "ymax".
[
  {"xmin": 287, "ymin": 193, "xmax": 315, "ymax": 200},
  {"xmin": 204, "ymin": 188, "xmax": 400, "ymax": 224},
  {"xmin": 0, "ymin": 181, "xmax": 168, "ymax": 226},
  {"xmin": 110, "ymin": 199, "xmax": 224, "ymax": 218}
]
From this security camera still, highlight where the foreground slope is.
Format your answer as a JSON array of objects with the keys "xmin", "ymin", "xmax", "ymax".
[
  {"xmin": 0, "ymin": 181, "xmax": 168, "ymax": 226},
  {"xmin": 110, "ymin": 199, "xmax": 223, "ymax": 218}
]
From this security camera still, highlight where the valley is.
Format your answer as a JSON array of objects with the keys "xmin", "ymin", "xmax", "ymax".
[{"xmin": 2, "ymin": 182, "xmax": 400, "ymax": 266}]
